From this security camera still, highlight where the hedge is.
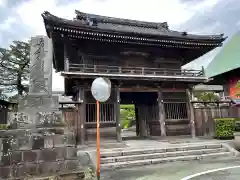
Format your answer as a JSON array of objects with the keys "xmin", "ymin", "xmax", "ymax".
[
  {"xmin": 235, "ymin": 118, "xmax": 240, "ymax": 132},
  {"xmin": 215, "ymin": 118, "xmax": 235, "ymax": 139}
]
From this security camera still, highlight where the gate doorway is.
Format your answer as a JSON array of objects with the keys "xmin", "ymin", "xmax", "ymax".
[{"xmin": 120, "ymin": 91, "xmax": 158, "ymax": 140}]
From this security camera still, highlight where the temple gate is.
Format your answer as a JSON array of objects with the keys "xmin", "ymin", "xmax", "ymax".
[{"xmin": 42, "ymin": 10, "xmax": 225, "ymax": 144}]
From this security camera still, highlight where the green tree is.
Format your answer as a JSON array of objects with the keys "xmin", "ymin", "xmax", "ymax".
[
  {"xmin": 120, "ymin": 105, "xmax": 136, "ymax": 129},
  {"xmin": 0, "ymin": 40, "xmax": 30, "ymax": 97},
  {"xmin": 195, "ymin": 91, "xmax": 220, "ymax": 102},
  {"xmin": 0, "ymin": 88, "xmax": 7, "ymax": 100},
  {"xmin": 235, "ymin": 80, "xmax": 240, "ymax": 97}
]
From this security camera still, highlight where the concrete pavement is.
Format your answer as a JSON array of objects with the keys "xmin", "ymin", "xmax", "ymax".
[
  {"xmin": 101, "ymin": 157, "xmax": 240, "ymax": 180},
  {"xmin": 78, "ymin": 137, "xmax": 239, "ymax": 179}
]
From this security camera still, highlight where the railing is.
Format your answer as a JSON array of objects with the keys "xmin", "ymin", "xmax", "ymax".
[
  {"xmin": 86, "ymin": 103, "xmax": 115, "ymax": 124},
  {"xmin": 164, "ymin": 102, "xmax": 188, "ymax": 120},
  {"xmin": 68, "ymin": 64, "xmax": 204, "ymax": 77}
]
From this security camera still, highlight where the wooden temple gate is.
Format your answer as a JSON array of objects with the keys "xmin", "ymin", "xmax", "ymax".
[{"xmin": 41, "ymin": 10, "xmax": 225, "ymax": 145}]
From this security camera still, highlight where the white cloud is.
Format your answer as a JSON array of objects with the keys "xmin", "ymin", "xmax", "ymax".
[
  {"xmin": 0, "ymin": 17, "xmax": 17, "ymax": 47},
  {"xmin": 0, "ymin": 17, "xmax": 16, "ymax": 30},
  {"xmin": 13, "ymin": 0, "xmax": 219, "ymax": 91},
  {"xmin": 16, "ymin": 0, "xmax": 194, "ymax": 35},
  {"xmin": 0, "ymin": 0, "xmax": 6, "ymax": 6},
  {"xmin": 52, "ymin": 72, "xmax": 64, "ymax": 92},
  {"xmin": 187, "ymin": 21, "xmax": 223, "ymax": 35},
  {"xmin": 192, "ymin": 0, "xmax": 219, "ymax": 11},
  {"xmin": 237, "ymin": 20, "xmax": 240, "ymax": 27}
]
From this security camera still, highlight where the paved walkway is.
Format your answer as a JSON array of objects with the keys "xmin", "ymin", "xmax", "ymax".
[
  {"xmin": 79, "ymin": 136, "xmax": 234, "ymax": 151},
  {"xmin": 101, "ymin": 157, "xmax": 240, "ymax": 180},
  {"xmin": 79, "ymin": 137, "xmax": 238, "ymax": 179}
]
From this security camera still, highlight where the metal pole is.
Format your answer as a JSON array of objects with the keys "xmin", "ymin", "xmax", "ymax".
[{"xmin": 96, "ymin": 100, "xmax": 101, "ymax": 180}]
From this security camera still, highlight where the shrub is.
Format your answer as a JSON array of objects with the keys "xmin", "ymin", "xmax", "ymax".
[
  {"xmin": 235, "ymin": 118, "xmax": 240, "ymax": 132},
  {"xmin": 120, "ymin": 105, "xmax": 135, "ymax": 129},
  {"xmin": 0, "ymin": 124, "xmax": 9, "ymax": 130},
  {"xmin": 215, "ymin": 118, "xmax": 235, "ymax": 139},
  {"xmin": 120, "ymin": 109, "xmax": 131, "ymax": 129}
]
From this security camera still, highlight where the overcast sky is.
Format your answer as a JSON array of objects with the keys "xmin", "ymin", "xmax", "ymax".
[{"xmin": 0, "ymin": 0, "xmax": 239, "ymax": 91}]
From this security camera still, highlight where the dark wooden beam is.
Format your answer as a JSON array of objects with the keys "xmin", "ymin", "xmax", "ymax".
[
  {"xmin": 157, "ymin": 87, "xmax": 166, "ymax": 137},
  {"xmin": 135, "ymin": 104, "xmax": 139, "ymax": 136},
  {"xmin": 186, "ymin": 88, "xmax": 196, "ymax": 138},
  {"xmin": 136, "ymin": 104, "xmax": 149, "ymax": 137},
  {"xmin": 76, "ymin": 86, "xmax": 86, "ymax": 145},
  {"xmin": 114, "ymin": 85, "xmax": 122, "ymax": 142}
]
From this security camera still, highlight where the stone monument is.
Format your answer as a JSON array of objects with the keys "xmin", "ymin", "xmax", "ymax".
[
  {"xmin": 9, "ymin": 36, "xmax": 61, "ymax": 127},
  {"xmin": 0, "ymin": 36, "xmax": 84, "ymax": 179}
]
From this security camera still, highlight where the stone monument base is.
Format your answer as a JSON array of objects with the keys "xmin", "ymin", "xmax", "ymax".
[
  {"xmin": 0, "ymin": 35, "xmax": 96, "ymax": 179},
  {"xmin": 8, "ymin": 111, "xmax": 63, "ymax": 129},
  {"xmin": 0, "ymin": 126, "xmax": 84, "ymax": 179}
]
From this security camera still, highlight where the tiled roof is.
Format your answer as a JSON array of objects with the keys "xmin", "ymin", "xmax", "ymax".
[
  {"xmin": 205, "ymin": 31, "xmax": 240, "ymax": 78},
  {"xmin": 75, "ymin": 10, "xmax": 169, "ymax": 30},
  {"xmin": 42, "ymin": 11, "xmax": 226, "ymax": 45},
  {"xmin": 74, "ymin": 10, "xmax": 224, "ymax": 41},
  {"xmin": 75, "ymin": 10, "xmax": 170, "ymax": 36}
]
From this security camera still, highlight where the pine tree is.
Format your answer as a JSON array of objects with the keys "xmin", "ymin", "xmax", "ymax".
[{"xmin": 0, "ymin": 40, "xmax": 30, "ymax": 97}]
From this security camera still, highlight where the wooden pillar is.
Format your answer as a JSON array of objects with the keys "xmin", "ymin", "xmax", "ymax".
[
  {"xmin": 114, "ymin": 85, "xmax": 122, "ymax": 142},
  {"xmin": 138, "ymin": 104, "xmax": 148, "ymax": 137},
  {"xmin": 76, "ymin": 87, "xmax": 86, "ymax": 145},
  {"xmin": 186, "ymin": 88, "xmax": 196, "ymax": 138},
  {"xmin": 63, "ymin": 43, "xmax": 69, "ymax": 72},
  {"xmin": 157, "ymin": 88, "xmax": 166, "ymax": 136},
  {"xmin": 135, "ymin": 104, "xmax": 139, "ymax": 136}
]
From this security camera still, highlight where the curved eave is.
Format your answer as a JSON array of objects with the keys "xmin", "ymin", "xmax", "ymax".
[{"xmin": 42, "ymin": 11, "xmax": 225, "ymax": 46}]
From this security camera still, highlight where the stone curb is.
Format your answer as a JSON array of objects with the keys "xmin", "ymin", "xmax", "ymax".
[{"xmin": 222, "ymin": 143, "xmax": 240, "ymax": 157}]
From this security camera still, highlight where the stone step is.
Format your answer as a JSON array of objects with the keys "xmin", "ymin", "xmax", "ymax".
[
  {"xmin": 101, "ymin": 148, "xmax": 227, "ymax": 164},
  {"xmin": 100, "ymin": 143, "xmax": 222, "ymax": 158},
  {"xmin": 101, "ymin": 152, "xmax": 231, "ymax": 170}
]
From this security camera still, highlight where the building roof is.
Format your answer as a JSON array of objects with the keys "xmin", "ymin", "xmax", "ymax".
[
  {"xmin": 193, "ymin": 84, "xmax": 223, "ymax": 92},
  {"xmin": 205, "ymin": 31, "xmax": 240, "ymax": 78},
  {"xmin": 42, "ymin": 11, "xmax": 226, "ymax": 49},
  {"xmin": 75, "ymin": 10, "xmax": 170, "ymax": 34}
]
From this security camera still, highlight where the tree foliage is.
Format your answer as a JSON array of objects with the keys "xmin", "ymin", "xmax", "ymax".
[
  {"xmin": 194, "ymin": 91, "xmax": 220, "ymax": 102},
  {"xmin": 120, "ymin": 105, "xmax": 136, "ymax": 129},
  {"xmin": 234, "ymin": 80, "xmax": 240, "ymax": 97},
  {"xmin": 0, "ymin": 40, "xmax": 30, "ymax": 97},
  {"xmin": 0, "ymin": 88, "xmax": 7, "ymax": 100}
]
